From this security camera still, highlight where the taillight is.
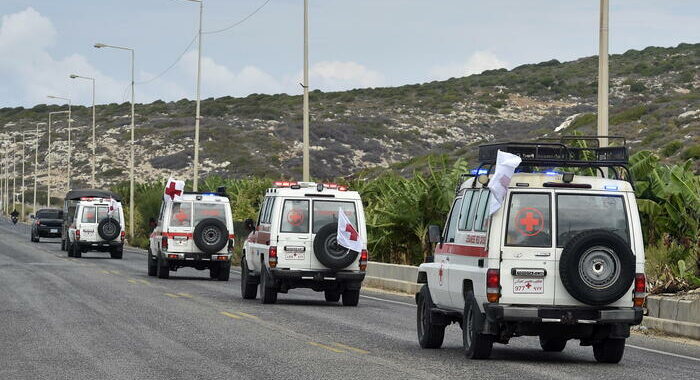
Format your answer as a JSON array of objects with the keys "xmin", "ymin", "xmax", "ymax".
[
  {"xmin": 35, "ymin": 220, "xmax": 40, "ymax": 225},
  {"xmin": 161, "ymin": 236, "xmax": 168, "ymax": 251},
  {"xmin": 120, "ymin": 230, "xmax": 125, "ymax": 241},
  {"xmin": 75, "ymin": 229, "xmax": 81, "ymax": 241},
  {"xmin": 359, "ymin": 249, "xmax": 368, "ymax": 271},
  {"xmin": 633, "ymin": 273, "xmax": 646, "ymax": 307},
  {"xmin": 486, "ymin": 269, "xmax": 500, "ymax": 303},
  {"xmin": 268, "ymin": 246, "xmax": 277, "ymax": 268}
]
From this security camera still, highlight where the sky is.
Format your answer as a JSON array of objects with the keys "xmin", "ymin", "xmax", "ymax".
[{"xmin": 0, "ymin": 0, "xmax": 698, "ymax": 108}]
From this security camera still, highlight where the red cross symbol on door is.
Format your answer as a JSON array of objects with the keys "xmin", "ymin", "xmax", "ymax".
[
  {"xmin": 515, "ymin": 207, "xmax": 544, "ymax": 237},
  {"xmin": 165, "ymin": 182, "xmax": 182, "ymax": 200},
  {"xmin": 520, "ymin": 212, "xmax": 540, "ymax": 232}
]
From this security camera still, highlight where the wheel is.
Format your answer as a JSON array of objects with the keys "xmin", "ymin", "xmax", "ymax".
[
  {"xmin": 463, "ymin": 291, "xmax": 493, "ymax": 359},
  {"xmin": 217, "ymin": 262, "xmax": 231, "ymax": 281},
  {"xmin": 539, "ymin": 336, "xmax": 567, "ymax": 352},
  {"xmin": 110, "ymin": 248, "xmax": 123, "ymax": 259},
  {"xmin": 324, "ymin": 290, "xmax": 341, "ymax": 303},
  {"xmin": 97, "ymin": 218, "xmax": 121, "ymax": 241},
  {"xmin": 259, "ymin": 268, "xmax": 277, "ymax": 304},
  {"xmin": 157, "ymin": 255, "xmax": 170, "ymax": 279},
  {"xmin": 147, "ymin": 250, "xmax": 157, "ymax": 277},
  {"xmin": 72, "ymin": 243, "xmax": 82, "ymax": 259},
  {"xmin": 341, "ymin": 289, "xmax": 360, "ymax": 306},
  {"xmin": 312, "ymin": 223, "xmax": 359, "ymax": 269},
  {"xmin": 240, "ymin": 257, "xmax": 258, "ymax": 300},
  {"xmin": 416, "ymin": 285, "xmax": 445, "ymax": 349},
  {"xmin": 193, "ymin": 218, "xmax": 228, "ymax": 254},
  {"xmin": 67, "ymin": 242, "xmax": 74, "ymax": 257},
  {"xmin": 61, "ymin": 239, "xmax": 66, "ymax": 250},
  {"xmin": 593, "ymin": 338, "xmax": 625, "ymax": 363},
  {"xmin": 209, "ymin": 265, "xmax": 220, "ymax": 279}
]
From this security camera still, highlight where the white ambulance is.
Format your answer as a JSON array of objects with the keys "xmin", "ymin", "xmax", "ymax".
[
  {"xmin": 62, "ymin": 189, "xmax": 125, "ymax": 259},
  {"xmin": 241, "ymin": 181, "xmax": 368, "ymax": 306},
  {"xmin": 417, "ymin": 139, "xmax": 646, "ymax": 363}
]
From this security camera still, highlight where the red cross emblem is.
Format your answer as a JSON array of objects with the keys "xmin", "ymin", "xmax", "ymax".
[
  {"xmin": 287, "ymin": 209, "xmax": 304, "ymax": 226},
  {"xmin": 345, "ymin": 223, "xmax": 359, "ymax": 241},
  {"xmin": 514, "ymin": 207, "xmax": 545, "ymax": 237},
  {"xmin": 525, "ymin": 282, "xmax": 532, "ymax": 289},
  {"xmin": 165, "ymin": 181, "xmax": 182, "ymax": 200}
]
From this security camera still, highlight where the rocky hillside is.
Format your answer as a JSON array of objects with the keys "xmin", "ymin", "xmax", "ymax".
[{"xmin": 0, "ymin": 42, "xmax": 698, "ymax": 196}]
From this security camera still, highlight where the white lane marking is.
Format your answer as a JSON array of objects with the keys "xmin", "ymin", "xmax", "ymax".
[
  {"xmin": 626, "ymin": 344, "xmax": 700, "ymax": 362},
  {"xmin": 360, "ymin": 295, "xmax": 415, "ymax": 307}
]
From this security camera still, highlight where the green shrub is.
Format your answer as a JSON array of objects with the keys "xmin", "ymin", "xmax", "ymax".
[
  {"xmin": 681, "ymin": 144, "xmax": 700, "ymax": 160},
  {"xmin": 661, "ymin": 140, "xmax": 683, "ymax": 157}
]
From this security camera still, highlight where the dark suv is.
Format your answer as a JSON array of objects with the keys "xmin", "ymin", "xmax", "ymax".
[{"xmin": 31, "ymin": 208, "xmax": 64, "ymax": 242}]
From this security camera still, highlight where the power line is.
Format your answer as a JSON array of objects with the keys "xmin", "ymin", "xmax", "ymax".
[
  {"xmin": 137, "ymin": 34, "xmax": 198, "ymax": 85},
  {"xmin": 204, "ymin": 0, "xmax": 273, "ymax": 34}
]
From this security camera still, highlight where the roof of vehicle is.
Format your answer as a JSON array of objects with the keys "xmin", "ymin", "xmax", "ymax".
[
  {"xmin": 459, "ymin": 172, "xmax": 634, "ymax": 192},
  {"xmin": 65, "ymin": 189, "xmax": 122, "ymax": 201},
  {"xmin": 175, "ymin": 192, "xmax": 230, "ymax": 203},
  {"xmin": 265, "ymin": 182, "xmax": 361, "ymax": 200}
]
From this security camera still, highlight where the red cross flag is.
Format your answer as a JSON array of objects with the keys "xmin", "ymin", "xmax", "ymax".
[
  {"xmin": 337, "ymin": 208, "xmax": 362, "ymax": 253},
  {"xmin": 487, "ymin": 150, "xmax": 522, "ymax": 215},
  {"xmin": 108, "ymin": 198, "xmax": 120, "ymax": 217},
  {"xmin": 164, "ymin": 178, "xmax": 185, "ymax": 203}
]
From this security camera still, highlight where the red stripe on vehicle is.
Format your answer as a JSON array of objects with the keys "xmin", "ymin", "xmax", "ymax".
[
  {"xmin": 434, "ymin": 243, "xmax": 487, "ymax": 257},
  {"xmin": 162, "ymin": 232, "xmax": 193, "ymax": 238}
]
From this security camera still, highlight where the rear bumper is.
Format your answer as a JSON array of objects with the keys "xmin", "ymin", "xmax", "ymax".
[
  {"xmin": 36, "ymin": 226, "xmax": 62, "ymax": 237},
  {"xmin": 162, "ymin": 252, "xmax": 231, "ymax": 262},
  {"xmin": 269, "ymin": 269, "xmax": 366, "ymax": 283},
  {"xmin": 76, "ymin": 240, "xmax": 123, "ymax": 250},
  {"xmin": 484, "ymin": 304, "xmax": 643, "ymax": 325}
]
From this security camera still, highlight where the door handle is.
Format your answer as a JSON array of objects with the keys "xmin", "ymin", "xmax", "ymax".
[{"xmin": 535, "ymin": 252, "xmax": 551, "ymax": 257}]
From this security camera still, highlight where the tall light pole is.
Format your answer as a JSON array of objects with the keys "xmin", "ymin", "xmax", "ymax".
[
  {"xmin": 12, "ymin": 135, "xmax": 16, "ymax": 211},
  {"xmin": 597, "ymin": 0, "xmax": 609, "ymax": 148},
  {"xmin": 47, "ymin": 96, "xmax": 72, "ymax": 189},
  {"xmin": 34, "ymin": 122, "xmax": 45, "ymax": 215},
  {"xmin": 302, "ymin": 0, "xmax": 310, "ymax": 181},
  {"xmin": 20, "ymin": 130, "xmax": 27, "ymax": 220},
  {"xmin": 95, "ymin": 42, "xmax": 135, "ymax": 240},
  {"xmin": 47, "ymin": 111, "xmax": 70, "ymax": 207},
  {"xmin": 2, "ymin": 140, "xmax": 7, "ymax": 214},
  {"xmin": 70, "ymin": 74, "xmax": 97, "ymax": 188},
  {"xmin": 185, "ymin": 0, "xmax": 204, "ymax": 191}
]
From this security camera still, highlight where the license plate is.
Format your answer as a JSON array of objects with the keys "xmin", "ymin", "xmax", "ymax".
[
  {"xmin": 513, "ymin": 278, "xmax": 544, "ymax": 294},
  {"xmin": 50, "ymin": 229, "xmax": 58, "ymax": 233},
  {"xmin": 285, "ymin": 251, "xmax": 305, "ymax": 260}
]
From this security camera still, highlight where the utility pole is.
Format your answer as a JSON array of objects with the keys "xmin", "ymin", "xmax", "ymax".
[
  {"xmin": 46, "ymin": 110, "xmax": 69, "ymax": 208},
  {"xmin": 12, "ymin": 135, "xmax": 16, "ymax": 211},
  {"xmin": 70, "ymin": 74, "xmax": 97, "ymax": 187},
  {"xmin": 302, "ymin": 0, "xmax": 310, "ymax": 181},
  {"xmin": 21, "ymin": 131, "xmax": 26, "ymax": 221},
  {"xmin": 597, "ymin": 0, "xmax": 609, "ymax": 148},
  {"xmin": 34, "ymin": 122, "xmax": 45, "ymax": 215},
  {"xmin": 187, "ymin": 0, "xmax": 204, "ymax": 191}
]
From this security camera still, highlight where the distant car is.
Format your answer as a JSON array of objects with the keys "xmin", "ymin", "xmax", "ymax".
[{"xmin": 30, "ymin": 208, "xmax": 63, "ymax": 242}]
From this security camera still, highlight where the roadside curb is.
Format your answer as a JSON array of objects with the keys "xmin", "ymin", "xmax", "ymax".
[{"xmin": 642, "ymin": 316, "xmax": 700, "ymax": 340}]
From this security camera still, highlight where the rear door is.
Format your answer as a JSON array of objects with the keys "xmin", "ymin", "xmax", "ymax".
[
  {"xmin": 499, "ymin": 191, "xmax": 556, "ymax": 306},
  {"xmin": 310, "ymin": 199, "xmax": 361, "ymax": 270},
  {"xmin": 276, "ymin": 198, "xmax": 311, "ymax": 268},
  {"xmin": 78, "ymin": 205, "xmax": 99, "ymax": 242},
  {"xmin": 167, "ymin": 201, "xmax": 193, "ymax": 252}
]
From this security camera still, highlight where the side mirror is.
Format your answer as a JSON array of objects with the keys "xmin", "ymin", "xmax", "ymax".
[
  {"xmin": 244, "ymin": 218, "xmax": 255, "ymax": 232},
  {"xmin": 428, "ymin": 225, "xmax": 442, "ymax": 244}
]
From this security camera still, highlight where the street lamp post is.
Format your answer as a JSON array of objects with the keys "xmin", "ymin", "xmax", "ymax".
[
  {"xmin": 597, "ymin": 0, "xmax": 609, "ymax": 148},
  {"xmin": 70, "ymin": 74, "xmax": 97, "ymax": 188},
  {"xmin": 48, "ymin": 96, "xmax": 72, "ymax": 189},
  {"xmin": 302, "ymin": 0, "xmax": 310, "ymax": 182},
  {"xmin": 95, "ymin": 42, "xmax": 135, "ymax": 240},
  {"xmin": 185, "ymin": 0, "xmax": 204, "ymax": 191},
  {"xmin": 21, "ymin": 131, "xmax": 26, "ymax": 220},
  {"xmin": 34, "ymin": 122, "xmax": 45, "ymax": 215},
  {"xmin": 12, "ymin": 135, "xmax": 16, "ymax": 211},
  {"xmin": 47, "ymin": 110, "xmax": 70, "ymax": 208}
]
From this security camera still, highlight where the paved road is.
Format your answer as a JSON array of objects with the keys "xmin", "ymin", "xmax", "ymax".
[{"xmin": 1, "ymin": 221, "xmax": 698, "ymax": 379}]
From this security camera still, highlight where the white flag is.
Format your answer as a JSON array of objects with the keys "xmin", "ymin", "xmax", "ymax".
[
  {"xmin": 164, "ymin": 178, "xmax": 185, "ymax": 203},
  {"xmin": 337, "ymin": 208, "xmax": 363, "ymax": 252},
  {"xmin": 108, "ymin": 198, "xmax": 120, "ymax": 217},
  {"xmin": 487, "ymin": 150, "xmax": 522, "ymax": 215}
]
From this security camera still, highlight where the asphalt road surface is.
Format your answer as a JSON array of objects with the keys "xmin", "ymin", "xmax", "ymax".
[{"xmin": 1, "ymin": 220, "xmax": 698, "ymax": 379}]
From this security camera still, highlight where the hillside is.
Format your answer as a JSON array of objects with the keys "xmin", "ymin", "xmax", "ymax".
[{"xmin": 0, "ymin": 42, "xmax": 698, "ymax": 197}]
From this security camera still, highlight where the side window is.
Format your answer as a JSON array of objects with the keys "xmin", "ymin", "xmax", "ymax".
[
  {"xmin": 258, "ymin": 197, "xmax": 270, "ymax": 225},
  {"xmin": 169, "ymin": 202, "xmax": 192, "ymax": 227},
  {"xmin": 474, "ymin": 190, "xmax": 491, "ymax": 232},
  {"xmin": 458, "ymin": 190, "xmax": 477, "ymax": 230},
  {"xmin": 263, "ymin": 197, "xmax": 276, "ymax": 224},
  {"xmin": 505, "ymin": 193, "xmax": 551, "ymax": 247},
  {"xmin": 444, "ymin": 197, "xmax": 463, "ymax": 243},
  {"xmin": 280, "ymin": 200, "xmax": 309, "ymax": 233},
  {"xmin": 158, "ymin": 202, "xmax": 166, "ymax": 222}
]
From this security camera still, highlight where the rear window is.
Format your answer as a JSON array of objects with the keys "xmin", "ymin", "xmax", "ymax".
[
  {"xmin": 96, "ymin": 206, "xmax": 120, "ymax": 222},
  {"xmin": 169, "ymin": 202, "xmax": 192, "ymax": 227},
  {"xmin": 36, "ymin": 210, "xmax": 61, "ymax": 219},
  {"xmin": 81, "ymin": 206, "xmax": 97, "ymax": 223},
  {"xmin": 280, "ymin": 200, "xmax": 309, "ymax": 233},
  {"xmin": 505, "ymin": 193, "xmax": 551, "ymax": 247},
  {"xmin": 312, "ymin": 201, "xmax": 358, "ymax": 234},
  {"xmin": 557, "ymin": 194, "xmax": 629, "ymax": 247},
  {"xmin": 194, "ymin": 203, "xmax": 227, "ymax": 225}
]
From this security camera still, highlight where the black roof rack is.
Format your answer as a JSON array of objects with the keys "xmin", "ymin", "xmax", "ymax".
[{"xmin": 65, "ymin": 189, "xmax": 122, "ymax": 201}]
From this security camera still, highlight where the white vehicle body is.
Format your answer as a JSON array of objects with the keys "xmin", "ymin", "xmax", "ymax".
[
  {"xmin": 241, "ymin": 182, "xmax": 368, "ymax": 305},
  {"xmin": 65, "ymin": 196, "xmax": 126, "ymax": 258},
  {"xmin": 148, "ymin": 192, "xmax": 234, "ymax": 280}
]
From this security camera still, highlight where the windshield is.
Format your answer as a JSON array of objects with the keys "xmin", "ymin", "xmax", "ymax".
[
  {"xmin": 312, "ymin": 201, "xmax": 358, "ymax": 233},
  {"xmin": 36, "ymin": 210, "xmax": 61, "ymax": 219},
  {"xmin": 557, "ymin": 194, "xmax": 629, "ymax": 247}
]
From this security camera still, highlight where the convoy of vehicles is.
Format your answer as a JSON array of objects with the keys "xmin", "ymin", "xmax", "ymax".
[
  {"xmin": 416, "ymin": 139, "xmax": 645, "ymax": 363},
  {"xmin": 148, "ymin": 190, "xmax": 235, "ymax": 281}
]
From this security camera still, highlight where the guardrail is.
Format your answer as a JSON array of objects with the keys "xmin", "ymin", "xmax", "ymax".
[{"xmin": 364, "ymin": 261, "xmax": 420, "ymax": 295}]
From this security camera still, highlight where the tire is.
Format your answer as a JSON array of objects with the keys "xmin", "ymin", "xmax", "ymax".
[
  {"xmin": 463, "ymin": 291, "xmax": 493, "ymax": 359},
  {"xmin": 67, "ymin": 242, "xmax": 74, "ymax": 257},
  {"xmin": 259, "ymin": 268, "xmax": 277, "ymax": 304},
  {"xmin": 110, "ymin": 247, "xmax": 123, "ymax": 259},
  {"xmin": 325, "ymin": 290, "xmax": 341, "ymax": 303},
  {"xmin": 241, "ymin": 257, "xmax": 258, "ymax": 300},
  {"xmin": 157, "ymin": 255, "xmax": 170, "ymax": 279},
  {"xmin": 416, "ymin": 286, "xmax": 445, "ymax": 349},
  {"xmin": 72, "ymin": 243, "xmax": 82, "ymax": 259},
  {"xmin": 342, "ymin": 289, "xmax": 360, "ymax": 306},
  {"xmin": 61, "ymin": 239, "xmax": 66, "ymax": 250},
  {"xmin": 312, "ymin": 223, "xmax": 360, "ymax": 270},
  {"xmin": 539, "ymin": 336, "xmax": 567, "ymax": 352},
  {"xmin": 193, "ymin": 218, "xmax": 228, "ymax": 254},
  {"xmin": 97, "ymin": 218, "xmax": 121, "ymax": 241},
  {"xmin": 217, "ymin": 261, "xmax": 231, "ymax": 281},
  {"xmin": 210, "ymin": 265, "xmax": 220, "ymax": 279},
  {"xmin": 593, "ymin": 338, "xmax": 626, "ymax": 363},
  {"xmin": 147, "ymin": 250, "xmax": 157, "ymax": 277},
  {"xmin": 559, "ymin": 230, "xmax": 635, "ymax": 306}
]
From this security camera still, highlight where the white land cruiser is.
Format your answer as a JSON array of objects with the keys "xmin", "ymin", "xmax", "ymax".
[
  {"xmin": 62, "ymin": 190, "xmax": 125, "ymax": 259},
  {"xmin": 241, "ymin": 182, "xmax": 368, "ymax": 306},
  {"xmin": 148, "ymin": 190, "xmax": 234, "ymax": 281},
  {"xmin": 416, "ymin": 139, "xmax": 646, "ymax": 363}
]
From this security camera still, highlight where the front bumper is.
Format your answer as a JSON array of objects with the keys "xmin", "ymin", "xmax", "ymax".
[{"xmin": 484, "ymin": 304, "xmax": 643, "ymax": 325}]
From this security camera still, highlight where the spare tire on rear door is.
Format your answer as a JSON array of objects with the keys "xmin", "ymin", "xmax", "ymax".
[
  {"xmin": 559, "ymin": 229, "xmax": 635, "ymax": 306},
  {"xmin": 98, "ymin": 217, "xmax": 121, "ymax": 241},
  {"xmin": 193, "ymin": 218, "xmax": 228, "ymax": 254},
  {"xmin": 313, "ymin": 222, "xmax": 359, "ymax": 269}
]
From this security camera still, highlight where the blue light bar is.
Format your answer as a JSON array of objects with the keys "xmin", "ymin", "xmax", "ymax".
[
  {"xmin": 470, "ymin": 169, "xmax": 488, "ymax": 175},
  {"xmin": 544, "ymin": 171, "xmax": 560, "ymax": 176},
  {"xmin": 603, "ymin": 185, "xmax": 618, "ymax": 191}
]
